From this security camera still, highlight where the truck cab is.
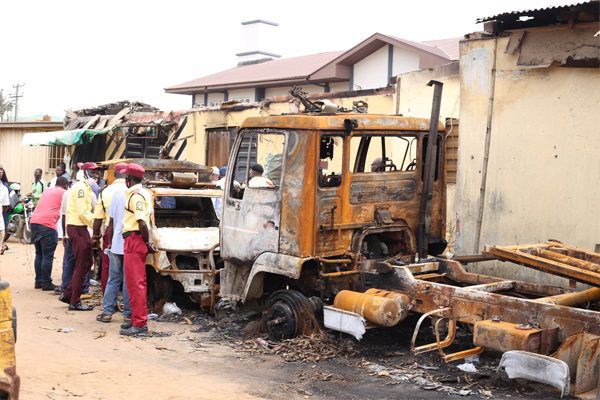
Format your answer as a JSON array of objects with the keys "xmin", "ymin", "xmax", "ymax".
[{"xmin": 219, "ymin": 114, "xmax": 447, "ymax": 305}]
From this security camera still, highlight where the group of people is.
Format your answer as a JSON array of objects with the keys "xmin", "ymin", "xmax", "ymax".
[
  {"xmin": 26, "ymin": 161, "xmax": 158, "ymax": 336},
  {"xmin": 7, "ymin": 159, "xmax": 273, "ymax": 336}
]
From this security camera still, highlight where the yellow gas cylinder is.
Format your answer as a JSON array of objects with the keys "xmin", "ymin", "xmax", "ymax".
[
  {"xmin": 333, "ymin": 290, "xmax": 402, "ymax": 326},
  {"xmin": 364, "ymin": 288, "xmax": 410, "ymax": 322}
]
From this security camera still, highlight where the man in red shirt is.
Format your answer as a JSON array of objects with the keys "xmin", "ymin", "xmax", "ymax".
[{"xmin": 30, "ymin": 176, "xmax": 69, "ymax": 290}]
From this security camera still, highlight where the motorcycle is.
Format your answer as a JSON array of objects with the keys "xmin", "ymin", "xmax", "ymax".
[{"xmin": 4, "ymin": 190, "xmax": 33, "ymax": 244}]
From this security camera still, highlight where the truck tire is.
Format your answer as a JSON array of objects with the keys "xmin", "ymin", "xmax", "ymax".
[{"xmin": 266, "ymin": 290, "xmax": 322, "ymax": 340}]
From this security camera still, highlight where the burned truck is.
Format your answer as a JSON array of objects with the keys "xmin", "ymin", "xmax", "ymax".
[
  {"xmin": 99, "ymin": 159, "xmax": 223, "ymax": 309},
  {"xmin": 213, "ymin": 85, "xmax": 599, "ymax": 398},
  {"xmin": 102, "ymin": 83, "xmax": 598, "ymax": 397}
]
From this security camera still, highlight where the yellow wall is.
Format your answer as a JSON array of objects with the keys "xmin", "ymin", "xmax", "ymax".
[
  {"xmin": 182, "ymin": 93, "xmax": 400, "ymax": 167},
  {"xmin": 0, "ymin": 125, "xmax": 63, "ymax": 188},
  {"xmin": 395, "ymin": 62, "xmax": 461, "ymax": 249},
  {"xmin": 396, "ymin": 62, "xmax": 460, "ymax": 121},
  {"xmin": 455, "ymin": 35, "xmax": 600, "ymax": 288}
]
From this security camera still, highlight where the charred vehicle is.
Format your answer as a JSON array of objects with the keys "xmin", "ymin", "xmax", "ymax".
[
  {"xmin": 215, "ymin": 85, "xmax": 600, "ymax": 398},
  {"xmin": 98, "ymin": 159, "xmax": 223, "ymax": 309},
  {"xmin": 99, "ymin": 83, "xmax": 599, "ymax": 397}
]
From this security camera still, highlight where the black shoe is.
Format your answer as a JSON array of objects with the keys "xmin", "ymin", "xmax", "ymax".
[
  {"xmin": 120, "ymin": 325, "xmax": 148, "ymax": 336},
  {"xmin": 42, "ymin": 283, "xmax": 57, "ymax": 291},
  {"xmin": 34, "ymin": 282, "xmax": 42, "ymax": 289},
  {"xmin": 120, "ymin": 321, "xmax": 132, "ymax": 329},
  {"xmin": 53, "ymin": 287, "xmax": 64, "ymax": 295},
  {"xmin": 69, "ymin": 302, "xmax": 94, "ymax": 311},
  {"xmin": 58, "ymin": 294, "xmax": 71, "ymax": 304}
]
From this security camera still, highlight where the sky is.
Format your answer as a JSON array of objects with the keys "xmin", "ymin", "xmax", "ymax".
[{"xmin": 0, "ymin": 0, "xmax": 569, "ymax": 119}]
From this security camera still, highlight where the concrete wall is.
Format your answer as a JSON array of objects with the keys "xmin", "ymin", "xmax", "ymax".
[
  {"xmin": 392, "ymin": 45, "xmax": 420, "ymax": 76},
  {"xmin": 455, "ymin": 35, "xmax": 600, "ymax": 288},
  {"xmin": 394, "ymin": 62, "xmax": 461, "ymax": 251},
  {"xmin": 330, "ymin": 82, "xmax": 350, "ymax": 92},
  {"xmin": 0, "ymin": 124, "xmax": 63, "ymax": 188},
  {"xmin": 229, "ymin": 88, "xmax": 255, "ymax": 102},
  {"xmin": 354, "ymin": 45, "xmax": 389, "ymax": 90},
  {"xmin": 396, "ymin": 62, "xmax": 460, "ymax": 121},
  {"xmin": 207, "ymin": 93, "xmax": 226, "ymax": 106}
]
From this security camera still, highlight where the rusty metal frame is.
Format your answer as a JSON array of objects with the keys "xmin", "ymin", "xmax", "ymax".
[
  {"xmin": 485, "ymin": 241, "xmax": 600, "ymax": 287},
  {"xmin": 377, "ymin": 259, "xmax": 600, "ymax": 362}
]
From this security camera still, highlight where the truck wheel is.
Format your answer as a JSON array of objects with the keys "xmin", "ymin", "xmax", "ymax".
[{"xmin": 266, "ymin": 290, "xmax": 322, "ymax": 340}]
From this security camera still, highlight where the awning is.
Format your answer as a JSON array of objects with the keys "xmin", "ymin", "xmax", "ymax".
[{"xmin": 20, "ymin": 128, "xmax": 110, "ymax": 146}]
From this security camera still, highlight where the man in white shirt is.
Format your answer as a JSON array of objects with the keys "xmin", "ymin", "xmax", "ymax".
[{"xmin": 0, "ymin": 183, "xmax": 9, "ymax": 254}]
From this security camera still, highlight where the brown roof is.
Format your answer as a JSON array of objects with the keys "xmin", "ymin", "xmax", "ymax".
[
  {"xmin": 421, "ymin": 37, "xmax": 462, "ymax": 60},
  {"xmin": 166, "ymin": 33, "xmax": 461, "ymax": 95},
  {"xmin": 165, "ymin": 51, "xmax": 345, "ymax": 93}
]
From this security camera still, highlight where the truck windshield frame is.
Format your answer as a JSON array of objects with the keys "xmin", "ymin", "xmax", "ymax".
[
  {"xmin": 349, "ymin": 133, "xmax": 419, "ymax": 174},
  {"xmin": 229, "ymin": 130, "xmax": 286, "ymax": 200}
]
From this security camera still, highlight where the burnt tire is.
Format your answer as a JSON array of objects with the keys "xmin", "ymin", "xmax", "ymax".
[{"xmin": 266, "ymin": 290, "xmax": 322, "ymax": 341}]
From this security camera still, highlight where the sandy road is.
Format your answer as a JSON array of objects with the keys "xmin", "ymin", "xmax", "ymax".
[{"xmin": 0, "ymin": 239, "xmax": 271, "ymax": 400}]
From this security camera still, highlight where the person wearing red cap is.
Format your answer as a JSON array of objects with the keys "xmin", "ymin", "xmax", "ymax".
[
  {"xmin": 58, "ymin": 162, "xmax": 102, "ymax": 311},
  {"xmin": 92, "ymin": 163, "xmax": 128, "ymax": 295},
  {"xmin": 120, "ymin": 163, "xmax": 158, "ymax": 335}
]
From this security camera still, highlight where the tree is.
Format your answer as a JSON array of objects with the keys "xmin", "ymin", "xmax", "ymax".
[{"xmin": 0, "ymin": 89, "xmax": 15, "ymax": 122}]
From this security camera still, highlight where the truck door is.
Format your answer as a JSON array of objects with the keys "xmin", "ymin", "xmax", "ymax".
[{"xmin": 221, "ymin": 130, "xmax": 286, "ymax": 263}]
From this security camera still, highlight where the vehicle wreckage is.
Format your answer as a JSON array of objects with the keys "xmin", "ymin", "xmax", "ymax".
[{"xmin": 99, "ymin": 84, "xmax": 598, "ymax": 398}]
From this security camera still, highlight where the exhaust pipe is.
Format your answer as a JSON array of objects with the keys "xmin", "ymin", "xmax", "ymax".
[{"xmin": 417, "ymin": 80, "xmax": 443, "ymax": 260}]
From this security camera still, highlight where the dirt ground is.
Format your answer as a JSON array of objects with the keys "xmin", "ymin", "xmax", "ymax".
[{"xmin": 0, "ymin": 239, "xmax": 564, "ymax": 400}]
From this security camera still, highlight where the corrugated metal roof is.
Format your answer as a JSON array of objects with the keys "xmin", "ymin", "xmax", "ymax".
[
  {"xmin": 421, "ymin": 37, "xmax": 462, "ymax": 60},
  {"xmin": 477, "ymin": 1, "xmax": 597, "ymax": 22},
  {"xmin": 386, "ymin": 35, "xmax": 457, "ymax": 60},
  {"xmin": 165, "ymin": 51, "xmax": 345, "ymax": 91}
]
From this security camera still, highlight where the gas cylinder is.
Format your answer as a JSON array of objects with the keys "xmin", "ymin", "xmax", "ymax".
[{"xmin": 333, "ymin": 290, "xmax": 405, "ymax": 327}]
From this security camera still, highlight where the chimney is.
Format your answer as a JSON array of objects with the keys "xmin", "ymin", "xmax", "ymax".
[
  {"xmin": 42, "ymin": 115, "xmax": 51, "ymax": 122},
  {"xmin": 237, "ymin": 20, "xmax": 281, "ymax": 66}
]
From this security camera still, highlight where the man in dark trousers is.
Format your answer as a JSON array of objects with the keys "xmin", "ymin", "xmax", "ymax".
[
  {"xmin": 30, "ymin": 177, "xmax": 69, "ymax": 290},
  {"xmin": 120, "ymin": 163, "xmax": 158, "ymax": 335},
  {"xmin": 92, "ymin": 163, "xmax": 128, "ymax": 295},
  {"xmin": 58, "ymin": 162, "xmax": 102, "ymax": 311}
]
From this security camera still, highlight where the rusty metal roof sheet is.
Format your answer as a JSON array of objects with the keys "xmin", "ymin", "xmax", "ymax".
[
  {"xmin": 124, "ymin": 110, "xmax": 192, "ymax": 125},
  {"xmin": 476, "ymin": 1, "xmax": 599, "ymax": 23},
  {"xmin": 97, "ymin": 158, "xmax": 211, "ymax": 173}
]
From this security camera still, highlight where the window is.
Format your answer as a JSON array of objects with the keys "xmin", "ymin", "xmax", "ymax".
[
  {"xmin": 233, "ymin": 98, "xmax": 250, "ymax": 103},
  {"xmin": 230, "ymin": 131, "xmax": 285, "ymax": 200},
  {"xmin": 210, "ymin": 101, "xmax": 224, "ymax": 107},
  {"xmin": 319, "ymin": 135, "xmax": 343, "ymax": 187},
  {"xmin": 48, "ymin": 146, "xmax": 68, "ymax": 170},
  {"xmin": 350, "ymin": 135, "xmax": 418, "ymax": 173}
]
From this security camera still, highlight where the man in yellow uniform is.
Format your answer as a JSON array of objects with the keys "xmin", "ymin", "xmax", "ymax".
[
  {"xmin": 120, "ymin": 163, "xmax": 158, "ymax": 335},
  {"xmin": 58, "ymin": 162, "xmax": 102, "ymax": 311},
  {"xmin": 91, "ymin": 162, "xmax": 128, "ymax": 295}
]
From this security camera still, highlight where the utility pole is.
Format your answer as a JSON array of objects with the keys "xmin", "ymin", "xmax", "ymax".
[{"xmin": 11, "ymin": 83, "xmax": 24, "ymax": 122}]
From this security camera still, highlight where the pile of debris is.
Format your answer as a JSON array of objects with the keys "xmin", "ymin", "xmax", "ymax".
[{"xmin": 63, "ymin": 100, "xmax": 159, "ymax": 131}]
